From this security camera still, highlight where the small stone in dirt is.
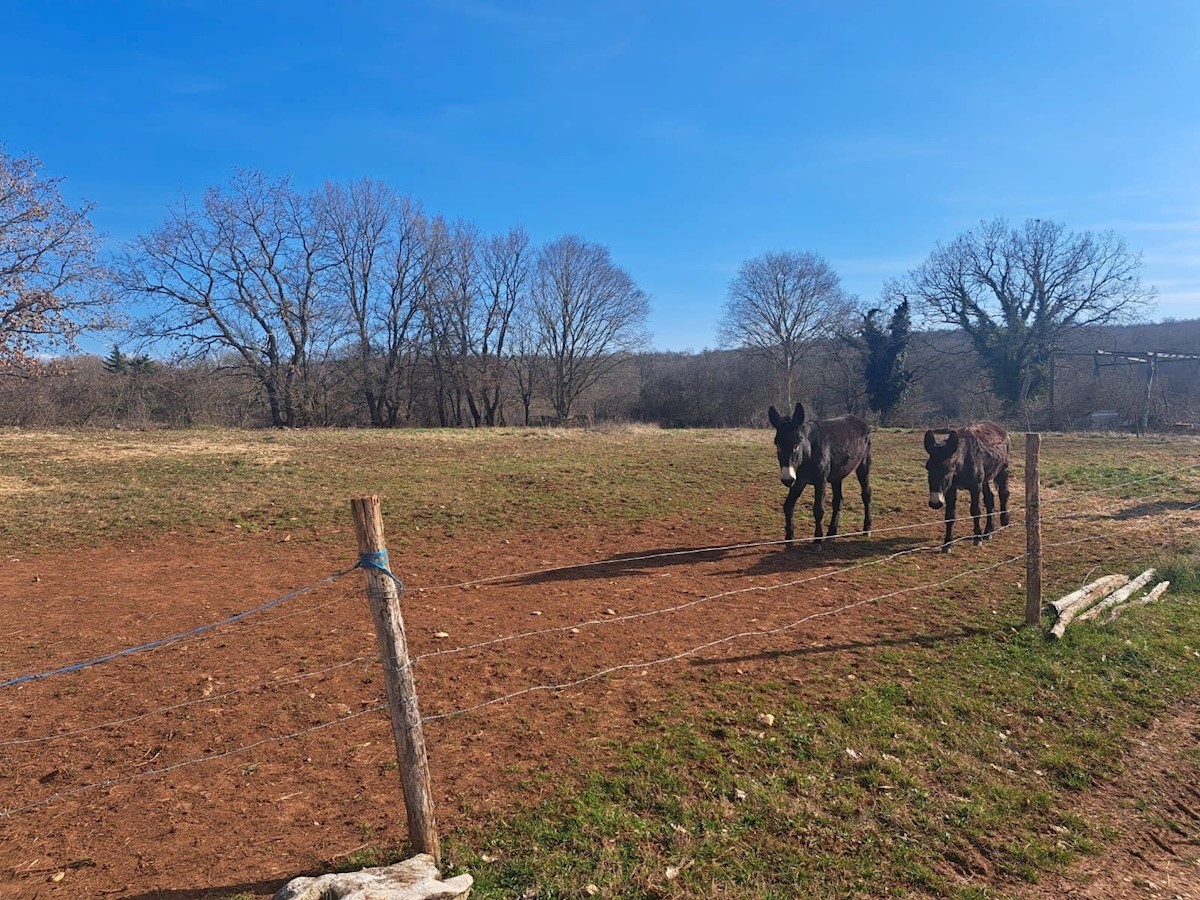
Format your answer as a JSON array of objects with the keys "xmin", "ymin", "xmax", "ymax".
[
  {"xmin": 434, "ymin": 631, "xmax": 450, "ymax": 639},
  {"xmin": 757, "ymin": 713, "xmax": 775, "ymax": 727},
  {"xmin": 585, "ymin": 885, "xmax": 599, "ymax": 896},
  {"xmin": 530, "ymin": 610, "xmax": 542, "ymax": 616},
  {"xmin": 604, "ymin": 608, "xmax": 616, "ymax": 615}
]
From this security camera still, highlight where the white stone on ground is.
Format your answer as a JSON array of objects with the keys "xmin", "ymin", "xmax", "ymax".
[{"xmin": 273, "ymin": 854, "xmax": 472, "ymax": 900}]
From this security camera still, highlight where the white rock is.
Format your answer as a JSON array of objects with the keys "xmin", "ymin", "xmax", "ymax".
[{"xmin": 273, "ymin": 854, "xmax": 472, "ymax": 900}]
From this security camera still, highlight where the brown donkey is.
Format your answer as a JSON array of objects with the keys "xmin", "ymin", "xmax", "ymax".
[
  {"xmin": 768, "ymin": 402, "xmax": 872, "ymax": 547},
  {"xmin": 923, "ymin": 422, "xmax": 1011, "ymax": 552}
]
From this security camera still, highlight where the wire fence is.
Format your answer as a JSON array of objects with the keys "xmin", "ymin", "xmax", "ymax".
[{"xmin": 2, "ymin": 456, "xmax": 1198, "ymax": 823}]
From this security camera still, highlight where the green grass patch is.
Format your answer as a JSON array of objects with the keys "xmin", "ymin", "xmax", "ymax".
[{"xmin": 449, "ymin": 597, "xmax": 1200, "ymax": 898}]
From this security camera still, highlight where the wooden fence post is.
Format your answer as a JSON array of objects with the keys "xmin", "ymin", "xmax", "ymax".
[
  {"xmin": 350, "ymin": 496, "xmax": 440, "ymax": 864},
  {"xmin": 1025, "ymin": 433, "xmax": 1042, "ymax": 628}
]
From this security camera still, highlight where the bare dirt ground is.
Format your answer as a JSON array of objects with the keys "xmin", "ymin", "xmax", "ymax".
[{"xmin": 0, "ymin": 521, "xmax": 1195, "ymax": 899}]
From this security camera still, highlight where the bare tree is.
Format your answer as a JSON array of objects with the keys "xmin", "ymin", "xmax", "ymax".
[
  {"xmin": 0, "ymin": 148, "xmax": 113, "ymax": 370},
  {"xmin": 509, "ymin": 297, "xmax": 542, "ymax": 425},
  {"xmin": 425, "ymin": 223, "xmax": 532, "ymax": 427},
  {"xmin": 419, "ymin": 218, "xmax": 476, "ymax": 426},
  {"xmin": 718, "ymin": 250, "xmax": 855, "ymax": 405},
  {"xmin": 472, "ymin": 227, "xmax": 531, "ymax": 425},
  {"xmin": 118, "ymin": 170, "xmax": 339, "ymax": 426},
  {"xmin": 321, "ymin": 180, "xmax": 428, "ymax": 426},
  {"xmin": 530, "ymin": 235, "xmax": 650, "ymax": 422},
  {"xmin": 902, "ymin": 217, "xmax": 1153, "ymax": 412}
]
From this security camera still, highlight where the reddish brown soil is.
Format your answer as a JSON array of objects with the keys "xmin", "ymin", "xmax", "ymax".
[{"xmin": 0, "ymin": 522, "xmax": 1192, "ymax": 898}]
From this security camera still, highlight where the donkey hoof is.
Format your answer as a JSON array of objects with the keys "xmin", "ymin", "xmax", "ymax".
[
  {"xmin": 941, "ymin": 545, "xmax": 953, "ymax": 554},
  {"xmin": 973, "ymin": 537, "xmax": 983, "ymax": 546}
]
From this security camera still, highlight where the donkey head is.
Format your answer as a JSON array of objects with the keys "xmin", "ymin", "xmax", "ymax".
[
  {"xmin": 923, "ymin": 429, "xmax": 960, "ymax": 509},
  {"xmin": 768, "ymin": 402, "xmax": 811, "ymax": 488}
]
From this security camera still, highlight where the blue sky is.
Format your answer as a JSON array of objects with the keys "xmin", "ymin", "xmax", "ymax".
[{"xmin": 5, "ymin": 0, "xmax": 1198, "ymax": 352}]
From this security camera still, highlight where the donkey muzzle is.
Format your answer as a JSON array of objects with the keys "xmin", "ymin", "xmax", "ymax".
[
  {"xmin": 780, "ymin": 465, "xmax": 796, "ymax": 488},
  {"xmin": 928, "ymin": 491, "xmax": 944, "ymax": 510}
]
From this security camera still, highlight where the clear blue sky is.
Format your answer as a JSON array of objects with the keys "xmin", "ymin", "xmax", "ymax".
[{"xmin": 5, "ymin": 0, "xmax": 1198, "ymax": 352}]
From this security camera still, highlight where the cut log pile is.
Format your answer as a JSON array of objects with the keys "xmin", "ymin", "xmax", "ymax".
[{"xmin": 1044, "ymin": 569, "xmax": 1171, "ymax": 638}]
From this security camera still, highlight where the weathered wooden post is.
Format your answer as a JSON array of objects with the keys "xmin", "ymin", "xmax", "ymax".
[
  {"xmin": 350, "ymin": 496, "xmax": 440, "ymax": 864},
  {"xmin": 1025, "ymin": 433, "xmax": 1042, "ymax": 628}
]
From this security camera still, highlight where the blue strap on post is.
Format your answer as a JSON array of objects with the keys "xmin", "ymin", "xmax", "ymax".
[{"xmin": 359, "ymin": 550, "xmax": 404, "ymax": 589}]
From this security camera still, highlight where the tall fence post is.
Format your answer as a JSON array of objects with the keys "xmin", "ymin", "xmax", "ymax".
[
  {"xmin": 1025, "ymin": 433, "xmax": 1042, "ymax": 627},
  {"xmin": 350, "ymin": 496, "xmax": 440, "ymax": 864}
]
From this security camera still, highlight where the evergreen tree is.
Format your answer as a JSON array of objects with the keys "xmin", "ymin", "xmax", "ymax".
[
  {"xmin": 103, "ymin": 345, "xmax": 128, "ymax": 374},
  {"xmin": 857, "ymin": 298, "xmax": 913, "ymax": 425},
  {"xmin": 103, "ymin": 345, "xmax": 155, "ymax": 376}
]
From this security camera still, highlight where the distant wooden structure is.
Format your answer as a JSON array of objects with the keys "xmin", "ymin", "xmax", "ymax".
[{"xmin": 1049, "ymin": 348, "xmax": 1200, "ymax": 432}]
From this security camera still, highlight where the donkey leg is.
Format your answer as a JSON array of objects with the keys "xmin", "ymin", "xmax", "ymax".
[
  {"xmin": 856, "ymin": 460, "xmax": 872, "ymax": 536},
  {"xmin": 997, "ymin": 468, "xmax": 1011, "ymax": 526},
  {"xmin": 782, "ymin": 482, "xmax": 806, "ymax": 545},
  {"xmin": 811, "ymin": 478, "xmax": 827, "ymax": 547},
  {"xmin": 827, "ymin": 479, "xmax": 844, "ymax": 541},
  {"xmin": 969, "ymin": 486, "xmax": 984, "ymax": 545},
  {"xmin": 982, "ymin": 481, "xmax": 996, "ymax": 538},
  {"xmin": 942, "ymin": 489, "xmax": 956, "ymax": 552}
]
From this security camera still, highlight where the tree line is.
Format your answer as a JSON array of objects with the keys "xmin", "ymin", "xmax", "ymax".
[
  {"xmin": 2, "ymin": 146, "xmax": 1186, "ymax": 431},
  {"xmin": 3, "ymin": 317, "xmax": 1198, "ymax": 431}
]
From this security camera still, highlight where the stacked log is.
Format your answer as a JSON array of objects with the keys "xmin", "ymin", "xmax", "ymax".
[
  {"xmin": 1046, "ymin": 575, "xmax": 1129, "ymax": 640},
  {"xmin": 1076, "ymin": 569, "xmax": 1157, "ymax": 624},
  {"xmin": 1045, "ymin": 569, "xmax": 1173, "ymax": 636},
  {"xmin": 1106, "ymin": 581, "xmax": 1171, "ymax": 622}
]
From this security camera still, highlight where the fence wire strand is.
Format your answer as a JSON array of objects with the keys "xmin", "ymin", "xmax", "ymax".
[
  {"xmin": 413, "ymin": 521, "xmax": 1024, "ymax": 665},
  {"xmin": 10, "ymin": 488, "xmax": 1198, "ymax": 748},
  {"xmin": 0, "ymin": 654, "xmax": 380, "ymax": 747},
  {"xmin": 0, "ymin": 566, "xmax": 361, "ymax": 690},
  {"xmin": 3, "ymin": 456, "xmax": 1197, "ymax": 820},
  {"xmin": 419, "ymin": 457, "xmax": 1200, "ymax": 593}
]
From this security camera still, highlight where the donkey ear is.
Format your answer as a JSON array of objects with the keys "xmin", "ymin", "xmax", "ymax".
[
  {"xmin": 945, "ymin": 430, "xmax": 959, "ymax": 453},
  {"xmin": 768, "ymin": 406, "xmax": 781, "ymax": 428},
  {"xmin": 793, "ymin": 402, "xmax": 806, "ymax": 426},
  {"xmin": 923, "ymin": 430, "xmax": 938, "ymax": 455}
]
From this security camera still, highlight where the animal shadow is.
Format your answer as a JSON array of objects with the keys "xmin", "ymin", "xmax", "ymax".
[
  {"xmin": 1112, "ymin": 499, "xmax": 1200, "ymax": 521},
  {"xmin": 739, "ymin": 534, "xmax": 930, "ymax": 577},
  {"xmin": 510, "ymin": 544, "xmax": 739, "ymax": 586}
]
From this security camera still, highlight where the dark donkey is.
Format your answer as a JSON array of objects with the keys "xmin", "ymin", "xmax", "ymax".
[
  {"xmin": 768, "ymin": 403, "xmax": 872, "ymax": 546},
  {"xmin": 923, "ymin": 422, "xmax": 1011, "ymax": 552}
]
